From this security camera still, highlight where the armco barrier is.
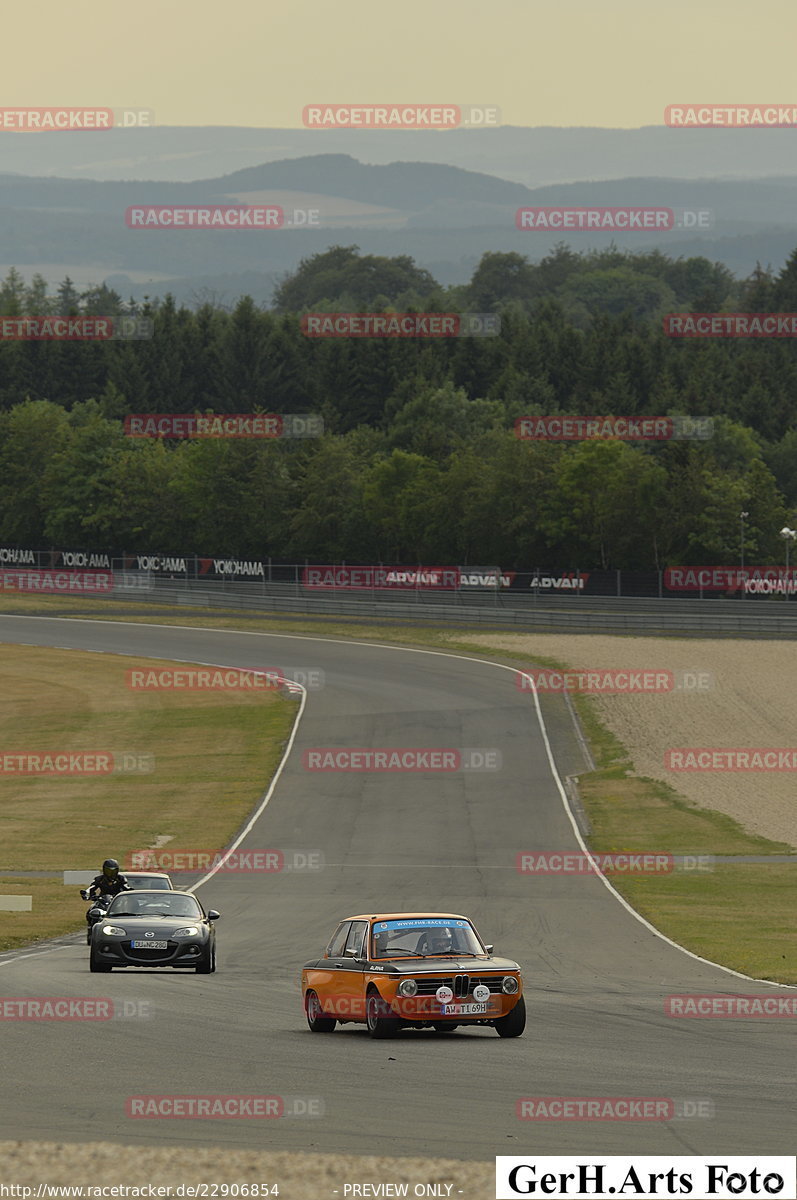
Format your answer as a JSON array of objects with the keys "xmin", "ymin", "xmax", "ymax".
[
  {"xmin": 109, "ymin": 578, "xmax": 797, "ymax": 636},
  {"xmin": 7, "ymin": 551, "xmax": 797, "ymax": 598},
  {"xmin": 3, "ymin": 550, "xmax": 797, "ymax": 633}
]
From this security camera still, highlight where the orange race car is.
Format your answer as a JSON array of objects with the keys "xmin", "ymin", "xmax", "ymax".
[{"xmin": 301, "ymin": 912, "xmax": 525, "ymax": 1039}]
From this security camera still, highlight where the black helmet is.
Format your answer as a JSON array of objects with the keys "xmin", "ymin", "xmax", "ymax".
[{"xmin": 102, "ymin": 859, "xmax": 119, "ymax": 880}]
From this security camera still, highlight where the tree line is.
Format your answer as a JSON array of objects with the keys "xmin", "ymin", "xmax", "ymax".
[{"xmin": 1, "ymin": 245, "xmax": 796, "ymax": 569}]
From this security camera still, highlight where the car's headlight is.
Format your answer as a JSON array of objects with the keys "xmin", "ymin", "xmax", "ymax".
[
  {"xmin": 502, "ymin": 975, "xmax": 519, "ymax": 994},
  {"xmin": 101, "ymin": 925, "xmax": 126, "ymax": 936},
  {"xmin": 172, "ymin": 926, "xmax": 200, "ymax": 938},
  {"xmin": 398, "ymin": 978, "xmax": 418, "ymax": 997}
]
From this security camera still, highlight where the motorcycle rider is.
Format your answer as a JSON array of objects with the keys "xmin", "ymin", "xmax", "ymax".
[
  {"xmin": 81, "ymin": 859, "xmax": 132, "ymax": 942},
  {"xmin": 81, "ymin": 858, "xmax": 132, "ymax": 902}
]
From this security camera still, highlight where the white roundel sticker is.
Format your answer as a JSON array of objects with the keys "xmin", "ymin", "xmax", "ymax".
[
  {"xmin": 436, "ymin": 986, "xmax": 454, "ymax": 1003},
  {"xmin": 473, "ymin": 984, "xmax": 490, "ymax": 1002}
]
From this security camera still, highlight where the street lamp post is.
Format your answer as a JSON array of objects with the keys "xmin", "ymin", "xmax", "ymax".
[
  {"xmin": 780, "ymin": 527, "xmax": 796, "ymax": 599},
  {"xmin": 740, "ymin": 511, "xmax": 749, "ymax": 570}
]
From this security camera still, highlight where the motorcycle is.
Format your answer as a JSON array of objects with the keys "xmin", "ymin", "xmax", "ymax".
[{"xmin": 81, "ymin": 890, "xmax": 113, "ymax": 944}]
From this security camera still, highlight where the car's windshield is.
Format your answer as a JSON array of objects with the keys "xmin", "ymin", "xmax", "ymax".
[
  {"xmin": 370, "ymin": 918, "xmax": 484, "ymax": 958},
  {"xmin": 125, "ymin": 876, "xmax": 172, "ymax": 890},
  {"xmin": 107, "ymin": 893, "xmax": 202, "ymax": 918}
]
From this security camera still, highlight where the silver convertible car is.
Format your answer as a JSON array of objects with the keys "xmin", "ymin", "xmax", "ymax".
[{"xmin": 89, "ymin": 889, "xmax": 219, "ymax": 973}]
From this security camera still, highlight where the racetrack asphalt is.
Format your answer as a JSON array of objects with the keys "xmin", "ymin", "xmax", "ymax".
[{"xmin": 0, "ymin": 615, "xmax": 793, "ymax": 1160}]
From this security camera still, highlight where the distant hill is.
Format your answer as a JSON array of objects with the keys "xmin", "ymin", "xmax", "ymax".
[
  {"xmin": 4, "ymin": 125, "xmax": 797, "ymax": 187},
  {"xmin": 2, "ymin": 152, "xmax": 797, "ymax": 301}
]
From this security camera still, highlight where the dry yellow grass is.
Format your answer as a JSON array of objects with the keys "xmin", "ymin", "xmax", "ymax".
[
  {"xmin": 0, "ymin": 1143, "xmax": 492, "ymax": 1198},
  {"xmin": 464, "ymin": 633, "xmax": 797, "ymax": 848}
]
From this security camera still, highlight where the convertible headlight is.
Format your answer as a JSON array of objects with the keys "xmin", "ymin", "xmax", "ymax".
[
  {"xmin": 101, "ymin": 925, "xmax": 126, "ymax": 936},
  {"xmin": 172, "ymin": 926, "xmax": 200, "ymax": 938},
  {"xmin": 502, "ymin": 976, "xmax": 519, "ymax": 994},
  {"xmin": 398, "ymin": 978, "xmax": 418, "ymax": 997}
]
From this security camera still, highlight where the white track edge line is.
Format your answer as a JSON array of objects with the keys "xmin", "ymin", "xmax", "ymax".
[{"xmin": 190, "ymin": 678, "xmax": 307, "ymax": 891}]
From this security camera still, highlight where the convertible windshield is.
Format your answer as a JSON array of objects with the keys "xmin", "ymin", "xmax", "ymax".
[
  {"xmin": 107, "ymin": 893, "xmax": 202, "ymax": 918},
  {"xmin": 371, "ymin": 918, "xmax": 484, "ymax": 958}
]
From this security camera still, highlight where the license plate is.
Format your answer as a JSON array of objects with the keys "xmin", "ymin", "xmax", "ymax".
[
  {"xmin": 131, "ymin": 940, "xmax": 168, "ymax": 949},
  {"xmin": 441, "ymin": 1002, "xmax": 487, "ymax": 1015}
]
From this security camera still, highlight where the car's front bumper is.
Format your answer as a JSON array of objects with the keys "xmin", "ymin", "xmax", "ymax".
[
  {"xmin": 93, "ymin": 938, "xmax": 209, "ymax": 967},
  {"xmin": 383, "ymin": 992, "xmax": 520, "ymax": 1022}
]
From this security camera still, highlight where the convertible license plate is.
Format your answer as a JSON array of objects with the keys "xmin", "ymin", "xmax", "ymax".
[
  {"xmin": 132, "ymin": 940, "xmax": 168, "ymax": 949},
  {"xmin": 441, "ymin": 1002, "xmax": 487, "ymax": 1015}
]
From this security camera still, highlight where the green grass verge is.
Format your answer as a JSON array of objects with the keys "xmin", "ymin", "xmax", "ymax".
[
  {"xmin": 569, "ymin": 689, "xmax": 797, "ymax": 983},
  {"xmin": 0, "ymin": 644, "xmax": 298, "ymax": 952}
]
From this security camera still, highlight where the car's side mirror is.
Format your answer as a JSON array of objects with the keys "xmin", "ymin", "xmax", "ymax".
[
  {"xmin": 343, "ymin": 947, "xmax": 360, "ymax": 958},
  {"xmin": 484, "ymin": 944, "xmax": 494, "ymax": 954},
  {"xmin": 207, "ymin": 910, "xmax": 220, "ymax": 921}
]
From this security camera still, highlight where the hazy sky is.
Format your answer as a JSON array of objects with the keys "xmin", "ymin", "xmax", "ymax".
[{"xmin": 6, "ymin": 0, "xmax": 796, "ymax": 128}]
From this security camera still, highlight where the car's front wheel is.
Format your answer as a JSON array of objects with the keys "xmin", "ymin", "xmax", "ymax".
[
  {"xmin": 305, "ymin": 990, "xmax": 336, "ymax": 1032},
  {"xmin": 195, "ymin": 943, "xmax": 216, "ymax": 974},
  {"xmin": 366, "ymin": 989, "xmax": 400, "ymax": 1039},
  {"xmin": 89, "ymin": 949, "xmax": 112, "ymax": 973},
  {"xmin": 494, "ymin": 995, "xmax": 525, "ymax": 1037}
]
